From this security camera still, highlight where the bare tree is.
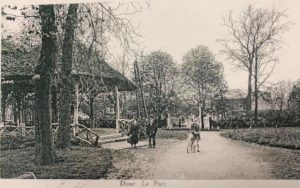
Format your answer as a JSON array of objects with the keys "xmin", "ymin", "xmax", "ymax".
[
  {"xmin": 266, "ymin": 80, "xmax": 294, "ymax": 113},
  {"xmin": 219, "ymin": 4, "xmax": 291, "ymax": 125}
]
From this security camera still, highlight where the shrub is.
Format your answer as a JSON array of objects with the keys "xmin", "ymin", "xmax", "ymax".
[
  {"xmin": 221, "ymin": 127, "xmax": 300, "ymax": 150},
  {"xmin": 216, "ymin": 110, "xmax": 300, "ymax": 129}
]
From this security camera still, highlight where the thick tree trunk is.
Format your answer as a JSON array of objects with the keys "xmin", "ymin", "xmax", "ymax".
[
  {"xmin": 57, "ymin": 4, "xmax": 78, "ymax": 149},
  {"xmin": 35, "ymin": 74, "xmax": 55, "ymax": 165},
  {"xmin": 35, "ymin": 4, "xmax": 57, "ymax": 165}
]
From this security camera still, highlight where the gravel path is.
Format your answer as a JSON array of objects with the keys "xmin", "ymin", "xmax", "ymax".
[{"xmin": 153, "ymin": 132, "xmax": 274, "ymax": 179}]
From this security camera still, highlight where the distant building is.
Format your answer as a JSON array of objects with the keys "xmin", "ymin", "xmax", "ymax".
[
  {"xmin": 224, "ymin": 89, "xmax": 247, "ymax": 113},
  {"xmin": 225, "ymin": 89, "xmax": 273, "ymax": 114},
  {"xmin": 252, "ymin": 91, "xmax": 273, "ymax": 111}
]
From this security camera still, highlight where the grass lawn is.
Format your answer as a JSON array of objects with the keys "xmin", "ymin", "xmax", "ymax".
[
  {"xmin": 156, "ymin": 129, "xmax": 188, "ymax": 140},
  {"xmin": 0, "ymin": 128, "xmax": 188, "ymax": 179},
  {"xmin": 221, "ymin": 127, "xmax": 300, "ymax": 179},
  {"xmin": 92, "ymin": 128, "xmax": 116, "ymax": 136},
  {"xmin": 0, "ymin": 146, "xmax": 113, "ymax": 179},
  {"xmin": 221, "ymin": 127, "xmax": 300, "ymax": 150},
  {"xmin": 1, "ymin": 135, "xmax": 34, "ymax": 150}
]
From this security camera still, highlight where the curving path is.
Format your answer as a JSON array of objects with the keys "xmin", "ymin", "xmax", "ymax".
[{"xmin": 153, "ymin": 132, "xmax": 274, "ymax": 179}]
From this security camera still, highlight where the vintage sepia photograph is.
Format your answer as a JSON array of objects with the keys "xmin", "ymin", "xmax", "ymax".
[{"xmin": 0, "ymin": 0, "xmax": 299, "ymax": 185}]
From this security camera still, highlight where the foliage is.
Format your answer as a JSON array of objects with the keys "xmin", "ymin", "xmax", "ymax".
[
  {"xmin": 140, "ymin": 51, "xmax": 179, "ymax": 118},
  {"xmin": 221, "ymin": 127, "xmax": 300, "ymax": 150},
  {"xmin": 156, "ymin": 129, "xmax": 188, "ymax": 140},
  {"xmin": 263, "ymin": 80, "xmax": 295, "ymax": 111},
  {"xmin": 181, "ymin": 45, "xmax": 226, "ymax": 120},
  {"xmin": 217, "ymin": 110, "xmax": 300, "ymax": 129},
  {"xmin": 2, "ymin": 5, "xmax": 41, "ymax": 52}
]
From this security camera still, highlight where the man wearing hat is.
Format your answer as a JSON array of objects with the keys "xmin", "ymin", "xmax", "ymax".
[{"xmin": 146, "ymin": 116, "xmax": 158, "ymax": 148}]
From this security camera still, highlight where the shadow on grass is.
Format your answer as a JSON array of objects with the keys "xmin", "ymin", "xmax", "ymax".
[{"xmin": 0, "ymin": 146, "xmax": 113, "ymax": 179}]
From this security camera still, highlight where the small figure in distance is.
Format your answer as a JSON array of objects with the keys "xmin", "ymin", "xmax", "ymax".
[{"xmin": 190, "ymin": 118, "xmax": 201, "ymax": 152}]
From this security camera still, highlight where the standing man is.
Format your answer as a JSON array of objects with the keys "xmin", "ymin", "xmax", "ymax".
[
  {"xmin": 191, "ymin": 119, "xmax": 201, "ymax": 152},
  {"xmin": 147, "ymin": 117, "xmax": 158, "ymax": 148}
]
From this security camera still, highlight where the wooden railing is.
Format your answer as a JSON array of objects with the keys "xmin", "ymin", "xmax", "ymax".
[
  {"xmin": 94, "ymin": 119, "xmax": 115, "ymax": 128},
  {"xmin": 0, "ymin": 124, "xmax": 35, "ymax": 138},
  {"xmin": 0, "ymin": 123, "xmax": 99, "ymax": 147},
  {"xmin": 119, "ymin": 119, "xmax": 133, "ymax": 135},
  {"xmin": 71, "ymin": 124, "xmax": 99, "ymax": 146}
]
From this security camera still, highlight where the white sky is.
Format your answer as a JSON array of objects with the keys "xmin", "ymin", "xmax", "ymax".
[
  {"xmin": 1, "ymin": 0, "xmax": 300, "ymax": 90},
  {"xmin": 133, "ymin": 0, "xmax": 300, "ymax": 90}
]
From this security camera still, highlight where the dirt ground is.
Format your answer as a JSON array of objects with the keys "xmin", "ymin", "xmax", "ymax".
[
  {"xmin": 104, "ymin": 139, "xmax": 179, "ymax": 179},
  {"xmin": 104, "ymin": 131, "xmax": 300, "ymax": 179}
]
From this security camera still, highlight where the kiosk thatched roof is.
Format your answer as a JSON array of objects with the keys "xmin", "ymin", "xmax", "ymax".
[{"xmin": 1, "ymin": 44, "xmax": 137, "ymax": 92}]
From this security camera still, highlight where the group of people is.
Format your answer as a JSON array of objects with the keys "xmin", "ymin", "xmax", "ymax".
[
  {"xmin": 126, "ymin": 116, "xmax": 202, "ymax": 151},
  {"xmin": 126, "ymin": 117, "xmax": 157, "ymax": 149}
]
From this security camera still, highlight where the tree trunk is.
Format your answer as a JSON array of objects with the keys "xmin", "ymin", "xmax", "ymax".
[
  {"xmin": 134, "ymin": 62, "xmax": 141, "ymax": 118},
  {"xmin": 89, "ymin": 95, "xmax": 94, "ymax": 128},
  {"xmin": 16, "ymin": 95, "xmax": 21, "ymax": 126},
  {"xmin": 34, "ymin": 4, "xmax": 57, "ymax": 165},
  {"xmin": 115, "ymin": 86, "xmax": 120, "ymax": 133},
  {"xmin": 51, "ymin": 86, "xmax": 58, "ymax": 123},
  {"xmin": 135, "ymin": 61, "xmax": 148, "ymax": 118},
  {"xmin": 1, "ymin": 91, "xmax": 8, "ymax": 123},
  {"xmin": 57, "ymin": 4, "xmax": 78, "ymax": 149},
  {"xmin": 246, "ymin": 63, "xmax": 253, "ymax": 113},
  {"xmin": 254, "ymin": 54, "xmax": 258, "ymax": 127},
  {"xmin": 201, "ymin": 103, "xmax": 205, "ymax": 130}
]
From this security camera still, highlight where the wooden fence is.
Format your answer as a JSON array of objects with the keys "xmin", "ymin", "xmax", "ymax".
[{"xmin": 0, "ymin": 123, "xmax": 99, "ymax": 147}]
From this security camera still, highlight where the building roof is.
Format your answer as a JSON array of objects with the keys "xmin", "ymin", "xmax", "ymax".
[
  {"xmin": 224, "ymin": 89, "xmax": 247, "ymax": 99},
  {"xmin": 1, "ymin": 44, "xmax": 137, "ymax": 92}
]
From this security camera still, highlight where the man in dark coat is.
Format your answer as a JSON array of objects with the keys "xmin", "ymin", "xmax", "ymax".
[{"xmin": 146, "ymin": 117, "xmax": 158, "ymax": 148}]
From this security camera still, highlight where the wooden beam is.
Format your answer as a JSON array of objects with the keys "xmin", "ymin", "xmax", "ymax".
[
  {"xmin": 135, "ymin": 60, "xmax": 148, "ymax": 118},
  {"xmin": 115, "ymin": 86, "xmax": 120, "ymax": 133},
  {"xmin": 73, "ymin": 82, "xmax": 79, "ymax": 136}
]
